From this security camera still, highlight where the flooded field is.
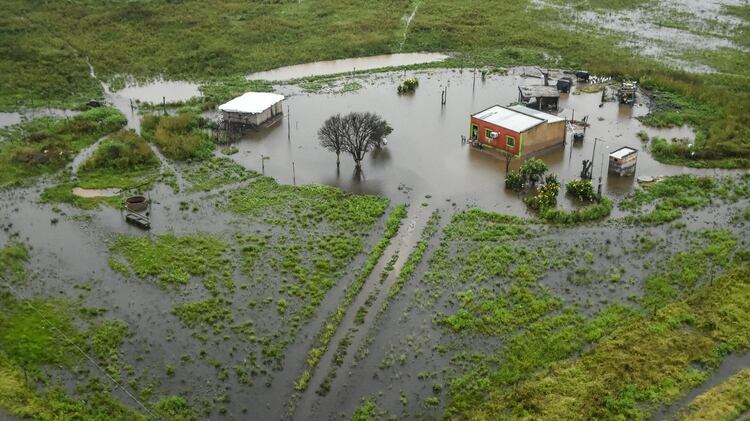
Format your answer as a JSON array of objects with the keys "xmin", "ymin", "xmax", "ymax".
[
  {"xmin": 1, "ymin": 59, "xmax": 749, "ymax": 421},
  {"xmin": 246, "ymin": 53, "xmax": 449, "ymax": 81},
  {"xmin": 226, "ymin": 68, "xmax": 720, "ymax": 214},
  {"xmin": 532, "ymin": 0, "xmax": 748, "ymax": 72}
]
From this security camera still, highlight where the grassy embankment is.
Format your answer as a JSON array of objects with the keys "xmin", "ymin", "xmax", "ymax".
[{"xmin": 1, "ymin": 1, "xmax": 747, "ymax": 167}]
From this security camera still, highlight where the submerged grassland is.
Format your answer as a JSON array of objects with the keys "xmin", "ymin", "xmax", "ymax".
[
  {"xmin": 1, "ymin": 0, "xmax": 748, "ymax": 167},
  {"xmin": 343, "ymin": 180, "xmax": 750, "ymax": 420}
]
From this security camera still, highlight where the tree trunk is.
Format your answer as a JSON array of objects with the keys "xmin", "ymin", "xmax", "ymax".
[{"xmin": 336, "ymin": 151, "xmax": 340, "ymax": 167}]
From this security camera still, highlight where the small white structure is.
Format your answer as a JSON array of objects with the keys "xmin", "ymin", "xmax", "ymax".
[
  {"xmin": 609, "ymin": 147, "xmax": 638, "ymax": 176},
  {"xmin": 219, "ymin": 92, "xmax": 285, "ymax": 127}
]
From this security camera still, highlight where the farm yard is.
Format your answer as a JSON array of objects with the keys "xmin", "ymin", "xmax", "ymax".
[{"xmin": 1, "ymin": 0, "xmax": 749, "ymax": 420}]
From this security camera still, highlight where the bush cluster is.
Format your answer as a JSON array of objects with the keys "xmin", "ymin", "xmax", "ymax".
[
  {"xmin": 566, "ymin": 179, "xmax": 597, "ymax": 202},
  {"xmin": 524, "ymin": 178, "xmax": 560, "ymax": 211},
  {"xmin": 397, "ymin": 78, "xmax": 419, "ymax": 94},
  {"xmin": 142, "ymin": 113, "xmax": 214, "ymax": 161},
  {"xmin": 81, "ymin": 130, "xmax": 158, "ymax": 171}
]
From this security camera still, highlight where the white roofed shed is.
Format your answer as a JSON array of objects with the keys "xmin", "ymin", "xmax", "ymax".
[{"xmin": 219, "ymin": 92, "xmax": 285, "ymax": 127}]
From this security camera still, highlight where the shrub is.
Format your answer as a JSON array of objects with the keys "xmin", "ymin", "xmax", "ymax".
[
  {"xmin": 397, "ymin": 78, "xmax": 419, "ymax": 94},
  {"xmin": 81, "ymin": 130, "xmax": 158, "ymax": 171},
  {"xmin": 505, "ymin": 171, "xmax": 524, "ymax": 191},
  {"xmin": 145, "ymin": 113, "xmax": 214, "ymax": 161},
  {"xmin": 520, "ymin": 158, "xmax": 548, "ymax": 185},
  {"xmin": 524, "ymin": 178, "xmax": 560, "ymax": 211},
  {"xmin": 566, "ymin": 179, "xmax": 597, "ymax": 202}
]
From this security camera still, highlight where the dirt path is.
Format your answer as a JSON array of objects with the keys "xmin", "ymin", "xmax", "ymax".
[{"xmin": 290, "ymin": 200, "xmax": 434, "ymax": 420}]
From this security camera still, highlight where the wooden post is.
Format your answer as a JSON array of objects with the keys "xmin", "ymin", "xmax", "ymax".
[
  {"xmin": 261, "ymin": 154, "xmax": 265, "ymax": 175},
  {"xmin": 292, "ymin": 161, "xmax": 296, "ymax": 186},
  {"xmin": 162, "ymin": 96, "xmax": 166, "ymax": 115},
  {"xmin": 287, "ymin": 105, "xmax": 291, "ymax": 141}
]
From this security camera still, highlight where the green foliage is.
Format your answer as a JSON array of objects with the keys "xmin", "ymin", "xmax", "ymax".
[
  {"xmin": 0, "ymin": 294, "xmax": 78, "ymax": 369},
  {"xmin": 463, "ymin": 265, "xmax": 750, "ymax": 419},
  {"xmin": 228, "ymin": 177, "xmax": 388, "ymax": 232},
  {"xmin": 0, "ymin": 107, "xmax": 126, "ymax": 187},
  {"xmin": 90, "ymin": 321, "xmax": 129, "ymax": 378},
  {"xmin": 621, "ymin": 175, "xmax": 750, "ymax": 225},
  {"xmin": 142, "ymin": 113, "xmax": 214, "ymax": 161},
  {"xmin": 566, "ymin": 179, "xmax": 597, "ymax": 202},
  {"xmin": 81, "ymin": 130, "xmax": 159, "ymax": 172},
  {"xmin": 397, "ymin": 78, "xmax": 419, "ymax": 94},
  {"xmin": 173, "ymin": 298, "xmax": 233, "ymax": 329},
  {"xmin": 540, "ymin": 197, "xmax": 613, "ymax": 225},
  {"xmin": 152, "ymin": 396, "xmax": 197, "ymax": 421},
  {"xmin": 0, "ymin": 241, "xmax": 29, "ymax": 283},
  {"xmin": 183, "ymin": 157, "xmax": 257, "ymax": 192},
  {"xmin": 109, "ymin": 234, "xmax": 230, "ymax": 286},
  {"xmin": 524, "ymin": 178, "xmax": 560, "ymax": 211},
  {"xmin": 519, "ymin": 158, "xmax": 548, "ymax": 185},
  {"xmin": 505, "ymin": 170, "xmax": 523, "ymax": 191},
  {"xmin": 352, "ymin": 399, "xmax": 382, "ymax": 421}
]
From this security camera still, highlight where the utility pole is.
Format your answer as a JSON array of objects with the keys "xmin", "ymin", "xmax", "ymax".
[
  {"xmin": 287, "ymin": 105, "xmax": 291, "ymax": 141},
  {"xmin": 292, "ymin": 161, "xmax": 296, "ymax": 186}
]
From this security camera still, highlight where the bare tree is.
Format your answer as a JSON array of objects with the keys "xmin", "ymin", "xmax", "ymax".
[
  {"xmin": 318, "ymin": 114, "xmax": 346, "ymax": 167},
  {"xmin": 318, "ymin": 112, "xmax": 392, "ymax": 170},
  {"xmin": 341, "ymin": 112, "xmax": 392, "ymax": 170}
]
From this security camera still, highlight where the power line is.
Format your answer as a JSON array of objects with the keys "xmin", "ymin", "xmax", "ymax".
[{"xmin": 0, "ymin": 279, "xmax": 157, "ymax": 419}]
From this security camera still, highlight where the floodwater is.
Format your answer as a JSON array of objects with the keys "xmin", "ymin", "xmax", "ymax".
[
  {"xmin": 246, "ymin": 52, "xmax": 449, "ymax": 81},
  {"xmin": 0, "ymin": 109, "xmax": 80, "ymax": 128},
  {"xmin": 71, "ymin": 187, "xmax": 120, "ymax": 198},
  {"xmin": 532, "ymin": 0, "xmax": 748, "ymax": 72},
  {"xmin": 116, "ymin": 80, "xmax": 201, "ymax": 105},
  {"xmin": 227, "ymin": 68, "xmax": 723, "ymax": 215}
]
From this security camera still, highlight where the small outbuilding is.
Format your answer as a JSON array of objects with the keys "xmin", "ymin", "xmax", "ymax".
[
  {"xmin": 609, "ymin": 147, "xmax": 638, "ymax": 176},
  {"xmin": 219, "ymin": 92, "xmax": 285, "ymax": 128},
  {"xmin": 469, "ymin": 105, "xmax": 566, "ymax": 156},
  {"xmin": 518, "ymin": 85, "xmax": 560, "ymax": 111}
]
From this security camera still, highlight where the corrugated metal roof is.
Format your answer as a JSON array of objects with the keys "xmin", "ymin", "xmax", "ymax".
[
  {"xmin": 610, "ymin": 147, "xmax": 637, "ymax": 159},
  {"xmin": 518, "ymin": 85, "xmax": 560, "ymax": 98},
  {"xmin": 508, "ymin": 105, "xmax": 565, "ymax": 123},
  {"xmin": 472, "ymin": 105, "xmax": 544, "ymax": 133},
  {"xmin": 219, "ymin": 92, "xmax": 285, "ymax": 114}
]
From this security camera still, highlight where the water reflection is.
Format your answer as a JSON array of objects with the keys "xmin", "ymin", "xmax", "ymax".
[{"xmin": 226, "ymin": 69, "xmax": 731, "ymax": 212}]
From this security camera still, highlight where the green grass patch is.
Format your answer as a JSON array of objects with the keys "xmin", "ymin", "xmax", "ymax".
[
  {"xmin": 460, "ymin": 264, "xmax": 750, "ymax": 420},
  {"xmin": 0, "ymin": 107, "xmax": 126, "ymax": 187},
  {"xmin": 0, "ymin": 241, "xmax": 29, "ymax": 283},
  {"xmin": 183, "ymin": 156, "xmax": 257, "ymax": 192},
  {"xmin": 141, "ymin": 113, "xmax": 214, "ymax": 161},
  {"xmin": 620, "ymin": 175, "xmax": 750, "ymax": 224},
  {"xmin": 109, "ymin": 233, "xmax": 230, "ymax": 287}
]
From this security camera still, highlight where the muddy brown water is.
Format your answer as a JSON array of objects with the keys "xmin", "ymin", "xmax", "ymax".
[
  {"xmin": 2, "ymin": 62, "xmax": 747, "ymax": 420},
  {"xmin": 246, "ymin": 53, "xmax": 449, "ymax": 81},
  {"xmin": 225, "ymin": 68, "xmax": 728, "ymax": 215}
]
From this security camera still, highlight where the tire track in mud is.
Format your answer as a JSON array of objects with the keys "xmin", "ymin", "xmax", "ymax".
[
  {"xmin": 399, "ymin": 0, "xmax": 422, "ymax": 51},
  {"xmin": 289, "ymin": 201, "xmax": 435, "ymax": 420}
]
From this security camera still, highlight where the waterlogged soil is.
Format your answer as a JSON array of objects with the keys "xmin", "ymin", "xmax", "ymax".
[
  {"xmin": 533, "ymin": 0, "xmax": 748, "ymax": 72},
  {"xmin": 2, "ymin": 63, "xmax": 748, "ymax": 420},
  {"xmin": 314, "ymin": 202, "xmax": 750, "ymax": 420}
]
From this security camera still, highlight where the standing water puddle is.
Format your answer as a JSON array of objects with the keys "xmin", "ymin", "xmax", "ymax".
[
  {"xmin": 246, "ymin": 52, "xmax": 449, "ymax": 81},
  {"xmin": 0, "ymin": 109, "xmax": 80, "ymax": 128}
]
